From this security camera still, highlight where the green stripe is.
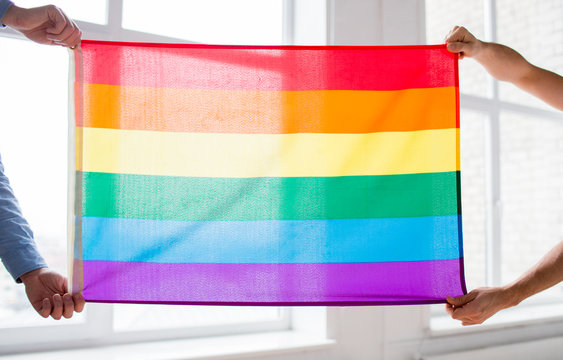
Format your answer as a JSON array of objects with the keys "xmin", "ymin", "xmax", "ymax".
[{"xmin": 82, "ymin": 172, "xmax": 459, "ymax": 221}]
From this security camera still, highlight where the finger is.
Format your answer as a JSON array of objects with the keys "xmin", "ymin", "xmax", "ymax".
[
  {"xmin": 62, "ymin": 29, "xmax": 82, "ymax": 48},
  {"xmin": 444, "ymin": 25, "xmax": 460, "ymax": 42},
  {"xmin": 445, "ymin": 304, "xmax": 454, "ymax": 316},
  {"xmin": 450, "ymin": 306, "xmax": 471, "ymax": 320},
  {"xmin": 48, "ymin": 23, "xmax": 75, "ymax": 44},
  {"xmin": 51, "ymin": 294, "xmax": 64, "ymax": 320},
  {"xmin": 38, "ymin": 298, "xmax": 51, "ymax": 318},
  {"xmin": 46, "ymin": 6, "xmax": 68, "ymax": 35},
  {"xmin": 446, "ymin": 42, "xmax": 468, "ymax": 53},
  {"xmin": 446, "ymin": 292, "xmax": 476, "ymax": 306},
  {"xmin": 73, "ymin": 292, "xmax": 86, "ymax": 313},
  {"xmin": 444, "ymin": 26, "xmax": 458, "ymax": 42},
  {"xmin": 445, "ymin": 26, "xmax": 468, "ymax": 42},
  {"xmin": 451, "ymin": 305, "xmax": 480, "ymax": 321},
  {"xmin": 62, "ymin": 293, "xmax": 75, "ymax": 319},
  {"xmin": 461, "ymin": 316, "xmax": 484, "ymax": 326},
  {"xmin": 57, "ymin": 31, "xmax": 81, "ymax": 48}
]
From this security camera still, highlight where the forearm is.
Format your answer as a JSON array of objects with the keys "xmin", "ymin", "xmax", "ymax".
[
  {"xmin": 504, "ymin": 241, "xmax": 563, "ymax": 306},
  {"xmin": 473, "ymin": 42, "xmax": 533, "ymax": 83},
  {"xmin": 0, "ymin": 156, "xmax": 47, "ymax": 282},
  {"xmin": 1, "ymin": 3, "xmax": 26, "ymax": 29},
  {"xmin": 474, "ymin": 42, "xmax": 563, "ymax": 110}
]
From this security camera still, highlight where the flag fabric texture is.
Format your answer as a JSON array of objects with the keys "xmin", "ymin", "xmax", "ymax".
[{"xmin": 70, "ymin": 41, "xmax": 466, "ymax": 305}]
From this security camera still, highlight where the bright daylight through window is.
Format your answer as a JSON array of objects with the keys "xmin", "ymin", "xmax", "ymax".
[{"xmin": 0, "ymin": 0, "xmax": 289, "ymax": 351}]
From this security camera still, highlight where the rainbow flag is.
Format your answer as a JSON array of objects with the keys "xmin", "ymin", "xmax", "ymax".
[{"xmin": 69, "ymin": 41, "xmax": 466, "ymax": 305}]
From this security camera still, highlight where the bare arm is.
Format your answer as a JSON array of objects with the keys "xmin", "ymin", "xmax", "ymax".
[
  {"xmin": 505, "ymin": 241, "xmax": 563, "ymax": 304},
  {"xmin": 445, "ymin": 26, "xmax": 563, "ymax": 111},
  {"xmin": 447, "ymin": 241, "xmax": 563, "ymax": 325}
]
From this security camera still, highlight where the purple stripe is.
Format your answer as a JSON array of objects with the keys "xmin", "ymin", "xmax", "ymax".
[{"xmin": 82, "ymin": 260, "xmax": 465, "ymax": 305}]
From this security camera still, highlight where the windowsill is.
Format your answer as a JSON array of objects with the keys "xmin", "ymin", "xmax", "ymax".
[
  {"xmin": 421, "ymin": 336, "xmax": 563, "ymax": 360},
  {"xmin": 429, "ymin": 301, "xmax": 563, "ymax": 337},
  {"xmin": 0, "ymin": 330, "xmax": 335, "ymax": 360}
]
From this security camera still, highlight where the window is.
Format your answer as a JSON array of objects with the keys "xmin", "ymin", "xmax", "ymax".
[
  {"xmin": 0, "ymin": 36, "xmax": 76, "ymax": 330},
  {"xmin": 425, "ymin": 0, "xmax": 563, "ymax": 330},
  {"xmin": 122, "ymin": 0, "xmax": 284, "ymax": 45},
  {"xmin": 14, "ymin": 0, "xmax": 108, "ymax": 25},
  {"xmin": 0, "ymin": 0, "xmax": 301, "ymax": 354}
]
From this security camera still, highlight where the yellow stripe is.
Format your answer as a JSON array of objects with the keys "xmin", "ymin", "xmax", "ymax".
[{"xmin": 79, "ymin": 128, "xmax": 459, "ymax": 177}]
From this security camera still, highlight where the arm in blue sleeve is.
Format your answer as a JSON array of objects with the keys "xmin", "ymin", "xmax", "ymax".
[
  {"xmin": 0, "ymin": 0, "xmax": 13, "ymax": 27},
  {"xmin": 0, "ymin": 153, "xmax": 47, "ymax": 282}
]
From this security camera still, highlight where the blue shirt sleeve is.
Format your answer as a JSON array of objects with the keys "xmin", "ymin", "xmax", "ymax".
[
  {"xmin": 0, "ymin": 153, "xmax": 47, "ymax": 282},
  {"xmin": 0, "ymin": 0, "xmax": 13, "ymax": 27}
]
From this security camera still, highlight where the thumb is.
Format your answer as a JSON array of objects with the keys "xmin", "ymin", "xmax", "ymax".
[
  {"xmin": 446, "ymin": 42, "xmax": 467, "ymax": 53},
  {"xmin": 447, "ymin": 292, "xmax": 476, "ymax": 306}
]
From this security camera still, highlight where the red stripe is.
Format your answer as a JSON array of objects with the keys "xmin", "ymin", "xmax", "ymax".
[{"xmin": 79, "ymin": 41, "xmax": 457, "ymax": 91}]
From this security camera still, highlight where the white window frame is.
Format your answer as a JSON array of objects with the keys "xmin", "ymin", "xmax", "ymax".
[
  {"xmin": 0, "ymin": 0, "xmax": 322, "ymax": 355},
  {"xmin": 425, "ymin": 0, "xmax": 563, "ymax": 336},
  {"xmin": 380, "ymin": 2, "xmax": 563, "ymax": 357}
]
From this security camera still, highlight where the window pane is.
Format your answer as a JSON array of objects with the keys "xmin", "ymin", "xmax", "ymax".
[
  {"xmin": 425, "ymin": 0, "xmax": 488, "ymax": 97},
  {"xmin": 114, "ymin": 304, "xmax": 282, "ymax": 331},
  {"xmin": 0, "ymin": 37, "xmax": 84, "ymax": 327},
  {"xmin": 460, "ymin": 109, "xmax": 487, "ymax": 291},
  {"xmin": 496, "ymin": 0, "xmax": 563, "ymax": 110},
  {"xmin": 122, "ymin": 0, "xmax": 284, "ymax": 45},
  {"xmin": 500, "ymin": 112, "xmax": 563, "ymax": 298},
  {"xmin": 12, "ymin": 0, "xmax": 107, "ymax": 25}
]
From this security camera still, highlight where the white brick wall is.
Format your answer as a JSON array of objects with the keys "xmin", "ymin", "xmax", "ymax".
[
  {"xmin": 427, "ymin": 0, "xmax": 563, "ymax": 297},
  {"xmin": 497, "ymin": 0, "xmax": 563, "ymax": 109},
  {"xmin": 496, "ymin": 0, "xmax": 563, "ymax": 291},
  {"xmin": 500, "ymin": 113, "xmax": 563, "ymax": 290}
]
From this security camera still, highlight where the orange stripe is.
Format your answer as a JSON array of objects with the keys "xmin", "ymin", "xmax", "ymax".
[{"xmin": 81, "ymin": 84, "xmax": 457, "ymax": 134}]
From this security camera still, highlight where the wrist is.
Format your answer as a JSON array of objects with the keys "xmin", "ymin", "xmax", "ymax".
[
  {"xmin": 1, "ymin": 4, "xmax": 23, "ymax": 28},
  {"xmin": 500, "ymin": 283, "xmax": 526, "ymax": 308},
  {"xmin": 470, "ymin": 39, "xmax": 486, "ymax": 60},
  {"xmin": 0, "ymin": 2, "xmax": 11, "ymax": 26},
  {"xmin": 19, "ymin": 267, "xmax": 48, "ymax": 284}
]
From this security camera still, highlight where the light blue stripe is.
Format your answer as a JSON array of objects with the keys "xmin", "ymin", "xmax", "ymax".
[{"xmin": 81, "ymin": 216, "xmax": 461, "ymax": 263}]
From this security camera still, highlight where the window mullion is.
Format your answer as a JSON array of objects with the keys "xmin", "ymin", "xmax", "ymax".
[
  {"xmin": 482, "ymin": 0, "xmax": 503, "ymax": 287},
  {"xmin": 282, "ymin": 0, "xmax": 295, "ymax": 45},
  {"xmin": 484, "ymin": 104, "xmax": 502, "ymax": 287},
  {"xmin": 107, "ymin": 0, "xmax": 124, "ymax": 40}
]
